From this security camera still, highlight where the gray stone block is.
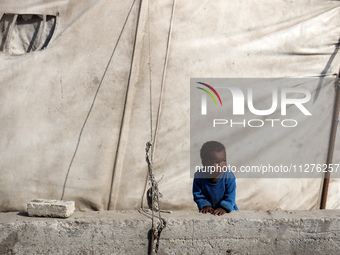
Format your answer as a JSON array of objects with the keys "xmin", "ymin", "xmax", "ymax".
[{"xmin": 27, "ymin": 199, "xmax": 75, "ymax": 218}]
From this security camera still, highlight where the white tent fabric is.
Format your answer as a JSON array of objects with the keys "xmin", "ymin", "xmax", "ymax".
[
  {"xmin": 0, "ymin": 0, "xmax": 141, "ymax": 211},
  {"xmin": 0, "ymin": 0, "xmax": 339, "ymax": 212},
  {"xmin": 326, "ymin": 128, "xmax": 340, "ymax": 209}
]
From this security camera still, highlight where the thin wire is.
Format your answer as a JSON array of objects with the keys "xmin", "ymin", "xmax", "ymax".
[
  {"xmin": 141, "ymin": 0, "xmax": 176, "ymax": 211},
  {"xmin": 147, "ymin": 0, "xmax": 156, "ymax": 230},
  {"xmin": 60, "ymin": 0, "xmax": 137, "ymax": 201},
  {"xmin": 108, "ymin": 0, "xmax": 143, "ymax": 210},
  {"xmin": 144, "ymin": 1, "xmax": 174, "ymax": 252},
  {"xmin": 137, "ymin": 208, "xmax": 167, "ymax": 220},
  {"xmin": 148, "ymin": 0, "xmax": 153, "ymax": 144},
  {"xmin": 152, "ymin": 0, "xmax": 176, "ymax": 155}
]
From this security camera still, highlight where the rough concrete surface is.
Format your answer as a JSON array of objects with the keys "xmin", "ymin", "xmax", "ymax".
[
  {"xmin": 1, "ymin": 210, "xmax": 340, "ymax": 254},
  {"xmin": 27, "ymin": 199, "xmax": 75, "ymax": 218}
]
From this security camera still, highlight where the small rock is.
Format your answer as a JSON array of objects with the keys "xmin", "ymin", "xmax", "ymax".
[{"xmin": 27, "ymin": 199, "xmax": 75, "ymax": 218}]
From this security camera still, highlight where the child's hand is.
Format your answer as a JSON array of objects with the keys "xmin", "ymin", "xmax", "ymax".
[
  {"xmin": 200, "ymin": 206, "xmax": 214, "ymax": 214},
  {"xmin": 213, "ymin": 208, "xmax": 226, "ymax": 216}
]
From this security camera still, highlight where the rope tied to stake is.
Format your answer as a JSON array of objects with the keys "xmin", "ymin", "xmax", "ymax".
[
  {"xmin": 145, "ymin": 142, "xmax": 166, "ymax": 254},
  {"xmin": 141, "ymin": 0, "xmax": 177, "ymax": 253}
]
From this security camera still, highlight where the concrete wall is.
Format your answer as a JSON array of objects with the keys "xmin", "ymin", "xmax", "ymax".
[{"xmin": 1, "ymin": 210, "xmax": 340, "ymax": 254}]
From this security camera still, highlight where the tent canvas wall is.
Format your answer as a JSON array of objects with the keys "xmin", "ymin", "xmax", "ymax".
[{"xmin": 0, "ymin": 0, "xmax": 339, "ymax": 212}]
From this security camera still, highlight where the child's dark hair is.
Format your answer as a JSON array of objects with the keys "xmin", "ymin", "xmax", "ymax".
[{"xmin": 200, "ymin": 141, "xmax": 226, "ymax": 162}]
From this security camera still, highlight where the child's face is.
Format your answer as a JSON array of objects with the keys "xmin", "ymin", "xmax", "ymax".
[{"xmin": 204, "ymin": 149, "xmax": 227, "ymax": 178}]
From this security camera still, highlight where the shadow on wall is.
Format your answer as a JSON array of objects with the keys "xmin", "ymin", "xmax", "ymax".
[{"xmin": 314, "ymin": 37, "xmax": 340, "ymax": 102}]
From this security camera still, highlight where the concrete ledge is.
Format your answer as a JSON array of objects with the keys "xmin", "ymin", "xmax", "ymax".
[{"xmin": 1, "ymin": 210, "xmax": 340, "ymax": 254}]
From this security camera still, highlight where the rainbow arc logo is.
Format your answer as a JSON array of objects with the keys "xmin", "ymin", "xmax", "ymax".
[{"xmin": 196, "ymin": 82, "xmax": 222, "ymax": 106}]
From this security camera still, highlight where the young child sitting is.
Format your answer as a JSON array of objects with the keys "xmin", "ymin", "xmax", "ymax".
[{"xmin": 193, "ymin": 141, "xmax": 238, "ymax": 215}]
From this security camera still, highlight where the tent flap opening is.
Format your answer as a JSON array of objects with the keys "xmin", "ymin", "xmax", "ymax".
[{"xmin": 0, "ymin": 13, "xmax": 56, "ymax": 55}]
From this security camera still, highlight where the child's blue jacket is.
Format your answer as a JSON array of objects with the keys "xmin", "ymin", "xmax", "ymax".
[{"xmin": 193, "ymin": 170, "xmax": 238, "ymax": 212}]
